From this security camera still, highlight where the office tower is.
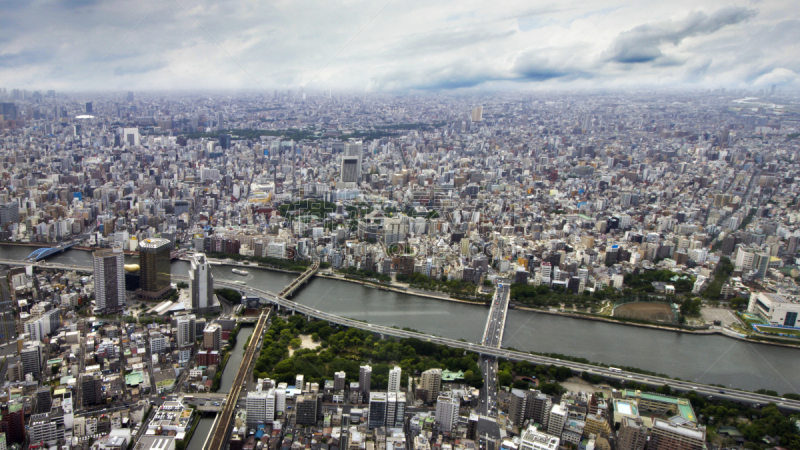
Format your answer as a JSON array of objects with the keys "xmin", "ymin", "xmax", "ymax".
[
  {"xmin": 81, "ymin": 373, "xmax": 103, "ymax": 407},
  {"xmin": 342, "ymin": 139, "xmax": 362, "ymax": 182},
  {"xmin": 176, "ymin": 315, "xmax": 196, "ymax": 348},
  {"xmin": 203, "ymin": 323, "xmax": 221, "ymax": 350},
  {"xmin": 0, "ymin": 270, "xmax": 17, "ymax": 345},
  {"xmin": 618, "ymin": 416, "xmax": 648, "ymax": 450},
  {"xmin": 296, "ymin": 374, "xmax": 305, "ymax": 391},
  {"xmin": 368, "ymin": 392, "xmax": 387, "ymax": 429},
  {"xmin": 471, "ymin": 106, "xmax": 483, "ymax": 122},
  {"xmin": 295, "ymin": 394, "xmax": 320, "ymax": 425},
  {"xmin": 435, "ymin": 395, "xmax": 460, "ymax": 432},
  {"xmin": 21, "ymin": 342, "xmax": 43, "ymax": 378},
  {"xmin": 190, "ymin": 253, "xmax": 214, "ymax": 313},
  {"xmin": 93, "ymin": 248, "xmax": 125, "ymax": 314},
  {"xmin": 85, "ymin": 102, "xmax": 92, "ymax": 114},
  {"xmin": 648, "ymin": 418, "xmax": 705, "ymax": 450},
  {"xmin": 219, "ymin": 134, "xmax": 231, "ymax": 150},
  {"xmin": 0, "ymin": 201, "xmax": 19, "ymax": 227},
  {"xmin": 138, "ymin": 238, "xmax": 171, "ymax": 299},
  {"xmin": 359, "ymin": 365, "xmax": 372, "ymax": 398},
  {"xmin": 122, "ymin": 127, "xmax": 140, "ymax": 146},
  {"xmin": 334, "ymin": 371, "xmax": 346, "ymax": 391},
  {"xmin": 127, "ymin": 91, "xmax": 134, "ymax": 102},
  {"xmin": 0, "ymin": 103, "xmax": 17, "ymax": 120},
  {"xmin": 754, "ymin": 252, "xmax": 770, "ymax": 280},
  {"xmin": 35, "ymin": 386, "xmax": 52, "ymax": 414},
  {"xmin": 246, "ymin": 391, "xmax": 271, "ymax": 425},
  {"xmin": 387, "ymin": 392, "xmax": 405, "ymax": 428},
  {"xmin": 519, "ymin": 425, "xmax": 559, "ymax": 450},
  {"xmin": 1, "ymin": 401, "xmax": 25, "ymax": 445},
  {"xmin": 419, "ymin": 368, "xmax": 442, "ymax": 403},
  {"xmin": 547, "ymin": 403, "xmax": 566, "ymax": 437},
  {"xmin": 341, "ymin": 156, "xmax": 360, "ymax": 183},
  {"xmin": 388, "ymin": 366, "xmax": 401, "ymax": 393}
]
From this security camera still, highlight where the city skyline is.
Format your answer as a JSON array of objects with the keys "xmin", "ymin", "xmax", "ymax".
[{"xmin": 0, "ymin": 0, "xmax": 797, "ymax": 92}]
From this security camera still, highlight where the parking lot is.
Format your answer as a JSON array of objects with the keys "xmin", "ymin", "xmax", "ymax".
[{"xmin": 700, "ymin": 307, "xmax": 740, "ymax": 326}]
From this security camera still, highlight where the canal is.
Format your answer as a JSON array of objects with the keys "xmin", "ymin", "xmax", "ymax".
[
  {"xmin": 185, "ymin": 416, "xmax": 216, "ymax": 450},
  {"xmin": 3, "ymin": 244, "xmax": 799, "ymax": 393}
]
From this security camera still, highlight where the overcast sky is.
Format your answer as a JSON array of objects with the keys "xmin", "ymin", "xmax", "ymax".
[{"xmin": 0, "ymin": 0, "xmax": 797, "ymax": 93}]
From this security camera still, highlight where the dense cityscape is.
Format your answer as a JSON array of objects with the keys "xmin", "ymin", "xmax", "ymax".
[{"xmin": 0, "ymin": 85, "xmax": 799, "ymax": 450}]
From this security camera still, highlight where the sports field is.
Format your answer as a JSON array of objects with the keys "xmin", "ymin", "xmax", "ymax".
[{"xmin": 613, "ymin": 302, "xmax": 676, "ymax": 322}]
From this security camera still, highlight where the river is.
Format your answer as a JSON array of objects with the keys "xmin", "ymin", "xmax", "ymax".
[
  {"xmin": 3, "ymin": 245, "xmax": 799, "ymax": 393},
  {"xmin": 186, "ymin": 416, "xmax": 215, "ymax": 450}
]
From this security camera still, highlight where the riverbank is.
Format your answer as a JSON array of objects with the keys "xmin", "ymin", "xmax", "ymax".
[
  {"xmin": 517, "ymin": 306, "xmax": 800, "ymax": 349},
  {"xmin": 314, "ymin": 272, "xmax": 488, "ymax": 306}
]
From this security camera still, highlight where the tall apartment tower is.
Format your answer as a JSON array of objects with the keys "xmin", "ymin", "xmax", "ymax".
[
  {"xmin": 435, "ymin": 395, "xmax": 460, "ymax": 432},
  {"xmin": 1, "ymin": 401, "xmax": 26, "ymax": 445},
  {"xmin": 138, "ymin": 238, "xmax": 171, "ymax": 299},
  {"xmin": 93, "ymin": 248, "xmax": 125, "ymax": 314},
  {"xmin": 190, "ymin": 253, "xmax": 214, "ymax": 313},
  {"xmin": 617, "ymin": 416, "xmax": 648, "ymax": 450},
  {"xmin": 359, "ymin": 365, "xmax": 372, "ymax": 399},
  {"xmin": 203, "ymin": 323, "xmax": 221, "ymax": 350},
  {"xmin": 419, "ymin": 368, "xmax": 442, "ymax": 403},
  {"xmin": 547, "ymin": 403, "xmax": 567, "ymax": 438},
  {"xmin": 334, "ymin": 371, "xmax": 346, "ymax": 391},
  {"xmin": 388, "ymin": 366, "xmax": 401, "ymax": 393},
  {"xmin": 176, "ymin": 314, "xmax": 197, "ymax": 348}
]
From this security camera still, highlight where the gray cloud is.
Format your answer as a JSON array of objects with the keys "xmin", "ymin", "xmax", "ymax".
[
  {"xmin": 0, "ymin": 0, "xmax": 795, "ymax": 92},
  {"xmin": 604, "ymin": 6, "xmax": 757, "ymax": 64},
  {"xmin": 113, "ymin": 61, "xmax": 168, "ymax": 76}
]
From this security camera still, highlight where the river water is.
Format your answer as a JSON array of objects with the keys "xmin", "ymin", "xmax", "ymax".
[{"xmin": 3, "ymin": 245, "xmax": 799, "ymax": 393}]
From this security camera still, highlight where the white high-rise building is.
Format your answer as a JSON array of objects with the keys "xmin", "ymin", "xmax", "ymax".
[
  {"xmin": 93, "ymin": 248, "xmax": 125, "ymax": 314},
  {"xmin": 435, "ymin": 395, "xmax": 460, "ymax": 432},
  {"xmin": 547, "ymin": 403, "xmax": 567, "ymax": 437},
  {"xmin": 190, "ymin": 253, "xmax": 214, "ymax": 313},
  {"xmin": 275, "ymin": 384, "xmax": 287, "ymax": 414},
  {"xmin": 388, "ymin": 366, "xmax": 402, "ymax": 393},
  {"xmin": 246, "ymin": 391, "xmax": 271, "ymax": 425}
]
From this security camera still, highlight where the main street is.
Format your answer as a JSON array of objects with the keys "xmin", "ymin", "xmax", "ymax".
[{"xmin": 5, "ymin": 258, "xmax": 800, "ymax": 413}]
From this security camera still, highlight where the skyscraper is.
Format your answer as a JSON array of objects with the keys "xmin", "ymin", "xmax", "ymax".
[
  {"xmin": 85, "ymin": 102, "xmax": 92, "ymax": 114},
  {"xmin": 190, "ymin": 253, "xmax": 214, "ymax": 313},
  {"xmin": 341, "ymin": 156, "xmax": 360, "ymax": 183},
  {"xmin": 388, "ymin": 366, "xmax": 401, "ymax": 393},
  {"xmin": 138, "ymin": 238, "xmax": 171, "ymax": 300},
  {"xmin": 93, "ymin": 248, "xmax": 125, "ymax": 314},
  {"xmin": 359, "ymin": 365, "xmax": 372, "ymax": 399}
]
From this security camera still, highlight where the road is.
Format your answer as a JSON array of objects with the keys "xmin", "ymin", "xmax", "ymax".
[
  {"xmin": 478, "ymin": 283, "xmax": 510, "ymax": 416},
  {"xmin": 5, "ymin": 259, "xmax": 800, "ymax": 413}
]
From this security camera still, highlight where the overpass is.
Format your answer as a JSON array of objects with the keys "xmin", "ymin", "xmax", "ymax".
[
  {"xmin": 278, "ymin": 260, "xmax": 319, "ymax": 297},
  {"xmin": 25, "ymin": 240, "xmax": 80, "ymax": 261},
  {"xmin": 4, "ymin": 258, "xmax": 800, "ymax": 414}
]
